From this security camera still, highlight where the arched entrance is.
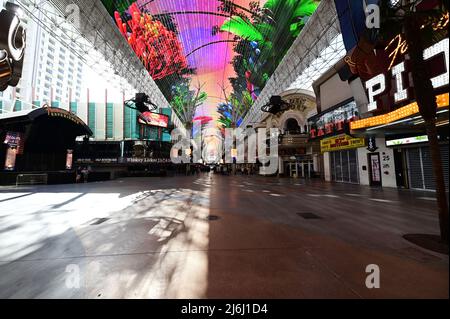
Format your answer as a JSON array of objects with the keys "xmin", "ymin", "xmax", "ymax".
[
  {"xmin": 284, "ymin": 118, "xmax": 301, "ymax": 134},
  {"xmin": 0, "ymin": 107, "xmax": 92, "ymax": 172}
]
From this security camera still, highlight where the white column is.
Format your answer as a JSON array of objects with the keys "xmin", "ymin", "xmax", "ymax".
[{"xmin": 323, "ymin": 152, "xmax": 331, "ymax": 182}]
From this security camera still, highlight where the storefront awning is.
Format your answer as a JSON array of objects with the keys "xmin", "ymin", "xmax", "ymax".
[{"xmin": 350, "ymin": 93, "xmax": 449, "ymax": 132}]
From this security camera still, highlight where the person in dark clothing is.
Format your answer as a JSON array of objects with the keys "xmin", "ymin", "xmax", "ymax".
[{"xmin": 76, "ymin": 167, "xmax": 82, "ymax": 183}]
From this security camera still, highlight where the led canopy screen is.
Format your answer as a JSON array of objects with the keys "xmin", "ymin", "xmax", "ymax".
[{"xmin": 102, "ymin": 0, "xmax": 320, "ymax": 127}]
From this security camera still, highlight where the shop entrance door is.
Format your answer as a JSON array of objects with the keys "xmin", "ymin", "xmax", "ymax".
[
  {"xmin": 289, "ymin": 162, "xmax": 298, "ymax": 177},
  {"xmin": 394, "ymin": 149, "xmax": 408, "ymax": 188},
  {"xmin": 368, "ymin": 153, "xmax": 382, "ymax": 187},
  {"xmin": 330, "ymin": 150, "xmax": 359, "ymax": 184}
]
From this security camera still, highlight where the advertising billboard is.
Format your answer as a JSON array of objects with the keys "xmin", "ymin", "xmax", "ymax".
[
  {"xmin": 66, "ymin": 150, "xmax": 74, "ymax": 170},
  {"xmin": 320, "ymin": 134, "xmax": 366, "ymax": 153},
  {"xmin": 138, "ymin": 112, "xmax": 169, "ymax": 128}
]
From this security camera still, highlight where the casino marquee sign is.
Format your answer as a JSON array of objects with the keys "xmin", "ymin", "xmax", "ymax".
[{"xmin": 45, "ymin": 107, "xmax": 85, "ymax": 126}]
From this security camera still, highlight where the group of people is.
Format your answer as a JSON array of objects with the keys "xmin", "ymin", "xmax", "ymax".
[
  {"xmin": 214, "ymin": 165, "xmax": 258, "ymax": 176},
  {"xmin": 76, "ymin": 166, "xmax": 91, "ymax": 183},
  {"xmin": 185, "ymin": 164, "xmax": 210, "ymax": 176}
]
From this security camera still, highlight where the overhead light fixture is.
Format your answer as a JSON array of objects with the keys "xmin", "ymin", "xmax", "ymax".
[
  {"xmin": 124, "ymin": 92, "xmax": 158, "ymax": 113},
  {"xmin": 261, "ymin": 96, "xmax": 291, "ymax": 115},
  {"xmin": 0, "ymin": 49, "xmax": 12, "ymax": 91},
  {"xmin": 0, "ymin": 1, "xmax": 26, "ymax": 91}
]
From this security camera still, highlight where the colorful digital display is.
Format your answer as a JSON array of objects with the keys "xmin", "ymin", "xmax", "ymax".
[
  {"xmin": 4, "ymin": 147, "xmax": 17, "ymax": 171},
  {"xmin": 66, "ymin": 150, "xmax": 74, "ymax": 170},
  {"xmin": 139, "ymin": 111, "xmax": 170, "ymax": 128},
  {"xmin": 4, "ymin": 131, "xmax": 21, "ymax": 146},
  {"xmin": 102, "ymin": 0, "xmax": 320, "ymax": 127},
  {"xmin": 4, "ymin": 131, "xmax": 24, "ymax": 154}
]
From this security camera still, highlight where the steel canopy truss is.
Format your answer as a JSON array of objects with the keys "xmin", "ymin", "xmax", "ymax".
[
  {"xmin": 16, "ymin": 0, "xmax": 185, "ymax": 130},
  {"xmin": 287, "ymin": 34, "xmax": 346, "ymax": 92},
  {"xmin": 240, "ymin": 0, "xmax": 342, "ymax": 128}
]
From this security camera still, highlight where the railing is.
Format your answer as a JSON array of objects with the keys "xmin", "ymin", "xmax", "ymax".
[
  {"xmin": 280, "ymin": 134, "xmax": 309, "ymax": 146},
  {"xmin": 284, "ymin": 130, "xmax": 308, "ymax": 136},
  {"xmin": 16, "ymin": 174, "xmax": 48, "ymax": 186}
]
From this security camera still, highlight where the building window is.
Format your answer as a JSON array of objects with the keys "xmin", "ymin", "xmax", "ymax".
[
  {"xmin": 88, "ymin": 103, "xmax": 96, "ymax": 138},
  {"xmin": 70, "ymin": 101, "xmax": 78, "ymax": 114},
  {"xmin": 124, "ymin": 105, "xmax": 138, "ymax": 139},
  {"xmin": 106, "ymin": 103, "xmax": 114, "ymax": 139}
]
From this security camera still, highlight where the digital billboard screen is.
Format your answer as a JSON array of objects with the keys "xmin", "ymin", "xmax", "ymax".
[
  {"xmin": 102, "ymin": 0, "xmax": 320, "ymax": 128},
  {"xmin": 139, "ymin": 112, "xmax": 169, "ymax": 128}
]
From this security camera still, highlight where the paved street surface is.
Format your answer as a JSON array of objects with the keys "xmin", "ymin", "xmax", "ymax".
[{"xmin": 0, "ymin": 174, "xmax": 448, "ymax": 298}]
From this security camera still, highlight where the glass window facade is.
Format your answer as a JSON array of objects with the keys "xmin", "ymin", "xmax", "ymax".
[
  {"xmin": 88, "ymin": 102, "xmax": 96, "ymax": 138},
  {"xmin": 124, "ymin": 103, "xmax": 138, "ymax": 139},
  {"xmin": 106, "ymin": 103, "xmax": 114, "ymax": 139}
]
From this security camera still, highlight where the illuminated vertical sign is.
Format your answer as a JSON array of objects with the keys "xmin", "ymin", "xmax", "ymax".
[
  {"xmin": 4, "ymin": 147, "xmax": 17, "ymax": 171},
  {"xmin": 66, "ymin": 150, "xmax": 73, "ymax": 170}
]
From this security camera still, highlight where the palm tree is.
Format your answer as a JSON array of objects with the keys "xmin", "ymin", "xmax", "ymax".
[
  {"xmin": 219, "ymin": 0, "xmax": 320, "ymax": 47},
  {"xmin": 219, "ymin": 0, "xmax": 320, "ymax": 120},
  {"xmin": 170, "ymin": 80, "xmax": 207, "ymax": 130},
  {"xmin": 379, "ymin": 1, "xmax": 448, "ymax": 242},
  {"xmin": 217, "ymin": 86, "xmax": 252, "ymax": 129}
]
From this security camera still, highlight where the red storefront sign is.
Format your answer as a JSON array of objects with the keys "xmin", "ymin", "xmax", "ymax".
[{"xmin": 308, "ymin": 100, "xmax": 358, "ymax": 140}]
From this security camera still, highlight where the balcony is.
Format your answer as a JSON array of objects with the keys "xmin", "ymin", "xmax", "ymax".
[{"xmin": 279, "ymin": 131, "xmax": 309, "ymax": 148}]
